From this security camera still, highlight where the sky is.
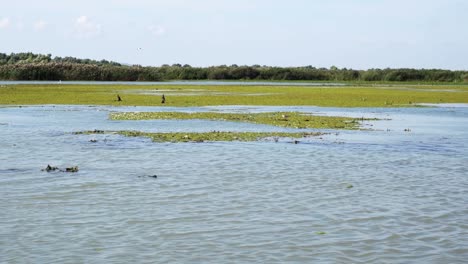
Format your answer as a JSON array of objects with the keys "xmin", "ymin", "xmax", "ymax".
[{"xmin": 1, "ymin": 0, "xmax": 467, "ymax": 69}]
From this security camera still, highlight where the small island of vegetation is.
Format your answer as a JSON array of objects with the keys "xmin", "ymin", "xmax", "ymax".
[{"xmin": 2, "ymin": 52, "xmax": 468, "ymax": 142}]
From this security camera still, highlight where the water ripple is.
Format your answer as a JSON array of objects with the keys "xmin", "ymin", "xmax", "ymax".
[{"xmin": 1, "ymin": 105, "xmax": 468, "ymax": 263}]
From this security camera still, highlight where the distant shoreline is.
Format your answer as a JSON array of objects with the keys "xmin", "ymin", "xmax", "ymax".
[
  {"xmin": 1, "ymin": 53, "xmax": 467, "ymax": 83},
  {"xmin": 1, "ymin": 80, "xmax": 467, "ymax": 86}
]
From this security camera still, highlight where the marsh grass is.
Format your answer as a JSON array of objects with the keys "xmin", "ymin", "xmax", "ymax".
[
  {"xmin": 110, "ymin": 111, "xmax": 366, "ymax": 129},
  {"xmin": 1, "ymin": 84, "xmax": 467, "ymax": 107}
]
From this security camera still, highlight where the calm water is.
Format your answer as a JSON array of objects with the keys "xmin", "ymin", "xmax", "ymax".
[{"xmin": 1, "ymin": 105, "xmax": 467, "ymax": 263}]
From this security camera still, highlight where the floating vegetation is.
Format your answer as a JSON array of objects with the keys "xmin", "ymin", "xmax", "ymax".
[
  {"xmin": 42, "ymin": 165, "xmax": 79, "ymax": 173},
  {"xmin": 42, "ymin": 164, "xmax": 59, "ymax": 172},
  {"xmin": 138, "ymin": 175, "xmax": 158, "ymax": 179},
  {"xmin": 316, "ymin": 231, "xmax": 327, "ymax": 235},
  {"xmin": 110, "ymin": 111, "xmax": 368, "ymax": 130},
  {"xmin": 74, "ymin": 130, "xmax": 324, "ymax": 143},
  {"xmin": 119, "ymin": 131, "xmax": 324, "ymax": 143},
  {"xmin": 65, "ymin": 166, "xmax": 79, "ymax": 173},
  {"xmin": 1, "ymin": 84, "xmax": 467, "ymax": 107},
  {"xmin": 73, "ymin": 129, "xmax": 105, "ymax": 135}
]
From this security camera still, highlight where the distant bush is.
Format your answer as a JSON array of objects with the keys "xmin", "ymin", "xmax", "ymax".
[{"xmin": 0, "ymin": 52, "xmax": 466, "ymax": 82}]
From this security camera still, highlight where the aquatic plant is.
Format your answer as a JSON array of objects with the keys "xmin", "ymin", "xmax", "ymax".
[
  {"xmin": 138, "ymin": 175, "xmax": 158, "ymax": 179},
  {"xmin": 120, "ymin": 131, "xmax": 324, "ymax": 142},
  {"xmin": 110, "ymin": 111, "xmax": 367, "ymax": 130},
  {"xmin": 1, "ymin": 83, "xmax": 467, "ymax": 107},
  {"xmin": 41, "ymin": 165, "xmax": 79, "ymax": 173},
  {"xmin": 42, "ymin": 164, "xmax": 59, "ymax": 172},
  {"xmin": 65, "ymin": 166, "xmax": 79, "ymax": 173},
  {"xmin": 74, "ymin": 130, "xmax": 324, "ymax": 143},
  {"xmin": 73, "ymin": 129, "xmax": 104, "ymax": 135}
]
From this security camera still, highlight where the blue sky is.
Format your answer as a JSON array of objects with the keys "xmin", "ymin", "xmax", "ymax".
[{"xmin": 1, "ymin": 0, "xmax": 467, "ymax": 69}]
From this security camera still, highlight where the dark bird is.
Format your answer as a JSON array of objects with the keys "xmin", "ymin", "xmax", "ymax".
[
  {"xmin": 117, "ymin": 94, "xmax": 122, "ymax": 101},
  {"xmin": 161, "ymin": 94, "xmax": 166, "ymax": 104}
]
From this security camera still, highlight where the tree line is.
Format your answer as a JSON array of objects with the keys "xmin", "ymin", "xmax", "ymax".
[{"xmin": 0, "ymin": 52, "xmax": 467, "ymax": 82}]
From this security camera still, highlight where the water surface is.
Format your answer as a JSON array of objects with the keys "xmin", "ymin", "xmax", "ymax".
[{"xmin": 1, "ymin": 105, "xmax": 467, "ymax": 263}]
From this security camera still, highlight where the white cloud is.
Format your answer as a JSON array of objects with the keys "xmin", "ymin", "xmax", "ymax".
[
  {"xmin": 148, "ymin": 25, "xmax": 166, "ymax": 37},
  {"xmin": 33, "ymin": 19, "xmax": 47, "ymax": 31},
  {"xmin": 0, "ymin": 17, "xmax": 10, "ymax": 29},
  {"xmin": 74, "ymin": 15, "xmax": 101, "ymax": 38}
]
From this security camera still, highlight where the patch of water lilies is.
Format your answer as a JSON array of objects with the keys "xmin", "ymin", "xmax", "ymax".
[
  {"xmin": 74, "ymin": 130, "xmax": 324, "ymax": 143},
  {"xmin": 110, "ymin": 111, "xmax": 369, "ymax": 130}
]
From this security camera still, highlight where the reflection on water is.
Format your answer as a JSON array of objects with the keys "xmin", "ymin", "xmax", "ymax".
[{"xmin": 1, "ymin": 105, "xmax": 467, "ymax": 263}]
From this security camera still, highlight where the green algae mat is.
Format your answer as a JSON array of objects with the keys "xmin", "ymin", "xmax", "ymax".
[
  {"xmin": 1, "ymin": 83, "xmax": 467, "ymax": 107},
  {"xmin": 110, "ymin": 111, "xmax": 366, "ymax": 130},
  {"xmin": 5, "ymin": 82, "xmax": 467, "ymax": 142},
  {"xmin": 74, "ymin": 130, "xmax": 323, "ymax": 143},
  {"xmin": 74, "ymin": 111, "xmax": 368, "ymax": 142}
]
